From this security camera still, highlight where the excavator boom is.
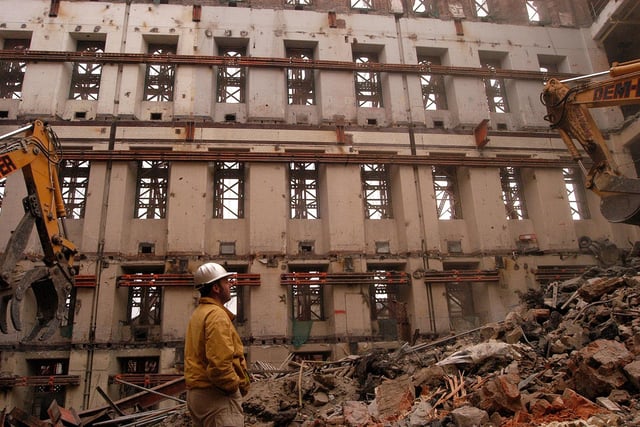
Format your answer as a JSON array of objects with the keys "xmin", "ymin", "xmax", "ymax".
[
  {"xmin": 0, "ymin": 120, "xmax": 77, "ymax": 340},
  {"xmin": 542, "ymin": 59, "xmax": 640, "ymax": 225}
]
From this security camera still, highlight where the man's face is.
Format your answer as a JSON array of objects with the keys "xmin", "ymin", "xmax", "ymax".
[{"xmin": 215, "ymin": 277, "xmax": 232, "ymax": 304}]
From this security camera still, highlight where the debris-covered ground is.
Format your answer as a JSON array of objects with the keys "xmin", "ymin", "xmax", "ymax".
[
  {"xmin": 155, "ymin": 258, "xmax": 640, "ymax": 426},
  {"xmin": 5, "ymin": 259, "xmax": 640, "ymax": 427}
]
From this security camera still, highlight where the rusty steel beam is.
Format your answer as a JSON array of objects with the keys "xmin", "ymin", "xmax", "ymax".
[
  {"xmin": 77, "ymin": 377, "xmax": 185, "ymax": 421},
  {"xmin": 62, "ymin": 148, "xmax": 576, "ymax": 169},
  {"xmin": 0, "ymin": 49, "xmax": 578, "ymax": 81}
]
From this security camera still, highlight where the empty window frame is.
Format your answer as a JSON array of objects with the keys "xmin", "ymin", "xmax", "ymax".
[
  {"xmin": 127, "ymin": 281, "xmax": 162, "ymax": 326},
  {"xmin": 285, "ymin": 0, "xmax": 312, "ymax": 6},
  {"xmin": 0, "ymin": 38, "xmax": 30, "ymax": 99},
  {"xmin": 291, "ymin": 269, "xmax": 324, "ymax": 321},
  {"xmin": 525, "ymin": 1, "xmax": 540, "ymax": 22},
  {"xmin": 432, "ymin": 166, "xmax": 461, "ymax": 219},
  {"xmin": 445, "ymin": 282, "xmax": 478, "ymax": 331},
  {"xmin": 563, "ymin": 167, "xmax": 591, "ymax": 220},
  {"xmin": 59, "ymin": 159, "xmax": 90, "ymax": 219},
  {"xmin": 354, "ymin": 53, "xmax": 383, "ymax": 108},
  {"xmin": 30, "ymin": 359, "xmax": 68, "ymax": 419},
  {"xmin": 135, "ymin": 160, "xmax": 169, "ymax": 219},
  {"xmin": 412, "ymin": 0, "xmax": 433, "ymax": 14},
  {"xmin": 213, "ymin": 161, "xmax": 244, "ymax": 219},
  {"xmin": 362, "ymin": 163, "xmax": 392, "ymax": 219},
  {"xmin": 286, "ymin": 48, "xmax": 315, "ymax": 106},
  {"xmin": 0, "ymin": 178, "xmax": 5, "ymax": 214},
  {"xmin": 226, "ymin": 278, "xmax": 246, "ymax": 323},
  {"xmin": 539, "ymin": 62, "xmax": 558, "ymax": 75},
  {"xmin": 290, "ymin": 162, "xmax": 319, "ymax": 219},
  {"xmin": 474, "ymin": 0, "xmax": 489, "ymax": 17},
  {"xmin": 63, "ymin": 287, "xmax": 77, "ymax": 330},
  {"xmin": 369, "ymin": 269, "xmax": 400, "ymax": 320},
  {"xmin": 418, "ymin": 56, "xmax": 448, "ymax": 111},
  {"xmin": 144, "ymin": 44, "xmax": 176, "ymax": 102},
  {"xmin": 482, "ymin": 59, "xmax": 509, "ymax": 113},
  {"xmin": 217, "ymin": 47, "xmax": 246, "ymax": 103},
  {"xmin": 500, "ymin": 166, "xmax": 527, "ymax": 220},
  {"xmin": 351, "ymin": 0, "xmax": 372, "ymax": 10},
  {"xmin": 587, "ymin": 0, "xmax": 608, "ymax": 20},
  {"xmin": 69, "ymin": 40, "xmax": 104, "ymax": 100},
  {"xmin": 118, "ymin": 356, "xmax": 159, "ymax": 397}
]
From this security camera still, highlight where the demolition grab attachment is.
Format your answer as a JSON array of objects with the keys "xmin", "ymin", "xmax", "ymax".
[{"xmin": 0, "ymin": 120, "xmax": 77, "ymax": 340}]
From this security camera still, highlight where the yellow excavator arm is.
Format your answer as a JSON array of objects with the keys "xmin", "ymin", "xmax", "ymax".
[
  {"xmin": 0, "ymin": 120, "xmax": 77, "ymax": 340},
  {"xmin": 541, "ymin": 59, "xmax": 640, "ymax": 225}
]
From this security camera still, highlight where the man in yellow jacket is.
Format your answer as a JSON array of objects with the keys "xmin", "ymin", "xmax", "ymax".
[{"xmin": 185, "ymin": 262, "xmax": 251, "ymax": 427}]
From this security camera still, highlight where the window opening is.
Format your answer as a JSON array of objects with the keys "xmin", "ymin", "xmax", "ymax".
[
  {"xmin": 500, "ymin": 166, "xmax": 527, "ymax": 220},
  {"xmin": 351, "ymin": 0, "xmax": 372, "ymax": 10},
  {"xmin": 354, "ymin": 53, "xmax": 383, "ymax": 108},
  {"xmin": 563, "ymin": 167, "xmax": 591, "ymax": 220},
  {"xmin": 0, "ymin": 178, "xmax": 5, "ymax": 214},
  {"xmin": 127, "ymin": 278, "xmax": 162, "ymax": 326},
  {"xmin": 62, "ymin": 287, "xmax": 77, "ymax": 331},
  {"xmin": 286, "ymin": 48, "xmax": 315, "ymax": 106},
  {"xmin": 446, "ymin": 282, "xmax": 478, "ymax": 331},
  {"xmin": 118, "ymin": 356, "xmax": 159, "ymax": 397},
  {"xmin": 362, "ymin": 163, "xmax": 392, "ymax": 219},
  {"xmin": 369, "ymin": 270, "xmax": 400, "ymax": 321},
  {"xmin": 539, "ymin": 64, "xmax": 558, "ymax": 75},
  {"xmin": 482, "ymin": 59, "xmax": 509, "ymax": 113},
  {"xmin": 412, "ymin": 0, "xmax": 433, "ymax": 13},
  {"xmin": 144, "ymin": 44, "xmax": 176, "ymax": 102},
  {"xmin": 587, "ymin": 0, "xmax": 608, "ymax": 20},
  {"xmin": 226, "ymin": 279, "xmax": 246, "ymax": 323},
  {"xmin": 291, "ymin": 269, "xmax": 324, "ymax": 321},
  {"xmin": 525, "ymin": 1, "xmax": 540, "ymax": 22},
  {"xmin": 30, "ymin": 359, "xmax": 68, "ymax": 419},
  {"xmin": 474, "ymin": 0, "xmax": 489, "ymax": 17},
  {"xmin": 217, "ymin": 47, "xmax": 246, "ymax": 103},
  {"xmin": 0, "ymin": 38, "xmax": 30, "ymax": 99},
  {"xmin": 69, "ymin": 40, "xmax": 104, "ymax": 100},
  {"xmin": 59, "ymin": 159, "xmax": 89, "ymax": 219},
  {"xmin": 286, "ymin": 0, "xmax": 312, "ymax": 5},
  {"xmin": 213, "ymin": 161, "xmax": 244, "ymax": 219},
  {"xmin": 419, "ymin": 56, "xmax": 448, "ymax": 111},
  {"xmin": 432, "ymin": 166, "xmax": 461, "ymax": 219},
  {"xmin": 135, "ymin": 160, "xmax": 169, "ymax": 219},
  {"xmin": 290, "ymin": 162, "xmax": 319, "ymax": 219}
]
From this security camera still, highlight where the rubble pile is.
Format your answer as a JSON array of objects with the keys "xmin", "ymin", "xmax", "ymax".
[{"xmin": 237, "ymin": 261, "xmax": 640, "ymax": 426}]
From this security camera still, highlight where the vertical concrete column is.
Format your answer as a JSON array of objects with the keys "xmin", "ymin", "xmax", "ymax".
[
  {"xmin": 446, "ymin": 47, "xmax": 490, "ymax": 128},
  {"xmin": 166, "ymin": 161, "xmax": 208, "ymax": 253},
  {"xmin": 521, "ymin": 168, "xmax": 577, "ymax": 250},
  {"xmin": 458, "ymin": 167, "xmax": 512, "ymax": 252},
  {"xmin": 246, "ymin": 163, "xmax": 287, "ymax": 253},
  {"xmin": 21, "ymin": 28, "xmax": 73, "ymax": 116},
  {"xmin": 316, "ymin": 37, "xmax": 357, "ymax": 123},
  {"xmin": 320, "ymin": 164, "xmax": 366, "ymax": 252},
  {"xmin": 247, "ymin": 262, "xmax": 289, "ymax": 338},
  {"xmin": 102, "ymin": 162, "xmax": 137, "ymax": 253}
]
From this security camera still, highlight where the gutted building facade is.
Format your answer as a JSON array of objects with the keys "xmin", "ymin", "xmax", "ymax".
[{"xmin": 0, "ymin": 0, "xmax": 639, "ymax": 415}]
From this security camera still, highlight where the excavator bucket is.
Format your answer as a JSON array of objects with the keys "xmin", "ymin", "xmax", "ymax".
[{"xmin": 601, "ymin": 194, "xmax": 640, "ymax": 226}]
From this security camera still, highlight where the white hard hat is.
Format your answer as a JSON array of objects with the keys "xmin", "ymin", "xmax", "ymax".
[{"xmin": 193, "ymin": 263, "xmax": 234, "ymax": 289}]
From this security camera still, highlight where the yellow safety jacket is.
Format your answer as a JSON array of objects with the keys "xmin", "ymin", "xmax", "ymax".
[{"xmin": 184, "ymin": 297, "xmax": 250, "ymax": 395}]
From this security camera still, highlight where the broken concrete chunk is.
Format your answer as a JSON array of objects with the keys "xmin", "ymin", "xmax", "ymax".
[
  {"xmin": 451, "ymin": 405, "xmax": 490, "ymax": 427},
  {"xmin": 623, "ymin": 359, "xmax": 640, "ymax": 391}
]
